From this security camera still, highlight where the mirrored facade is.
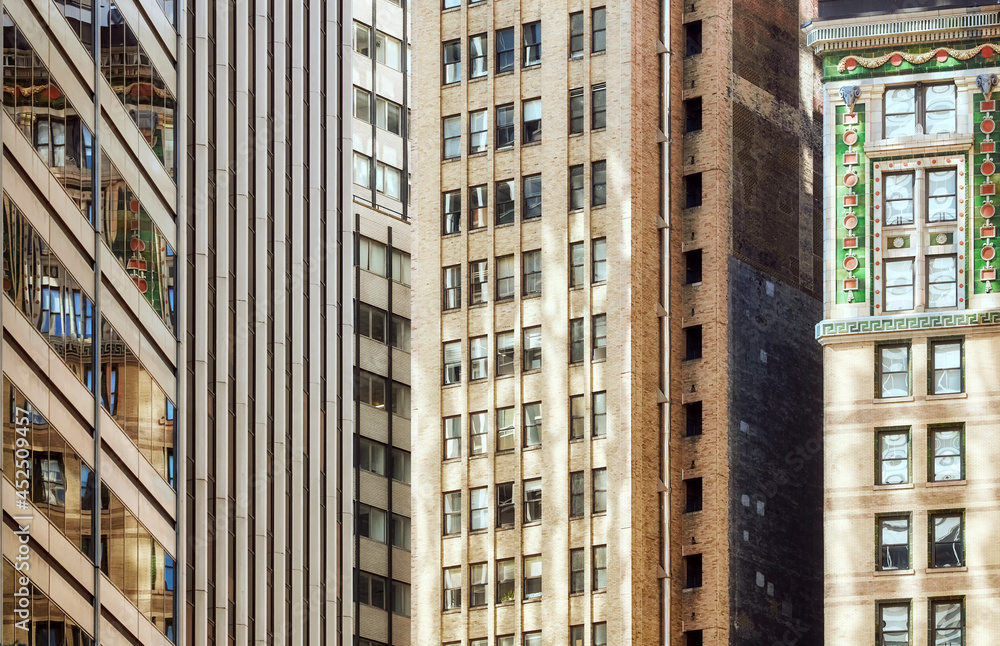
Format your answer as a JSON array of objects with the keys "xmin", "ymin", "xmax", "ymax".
[{"xmin": 2, "ymin": 559, "xmax": 94, "ymax": 646}]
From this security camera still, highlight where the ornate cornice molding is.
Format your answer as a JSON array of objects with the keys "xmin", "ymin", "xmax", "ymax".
[
  {"xmin": 806, "ymin": 10, "xmax": 1000, "ymax": 54},
  {"xmin": 816, "ymin": 309, "xmax": 1000, "ymax": 341}
]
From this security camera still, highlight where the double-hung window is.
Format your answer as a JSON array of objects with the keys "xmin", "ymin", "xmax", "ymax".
[
  {"xmin": 930, "ymin": 599, "xmax": 964, "ymax": 645},
  {"xmin": 443, "ymin": 190, "xmax": 461, "ymax": 234},
  {"xmin": 376, "ymin": 163, "xmax": 401, "ymax": 199},
  {"xmin": 883, "ymin": 259, "xmax": 914, "ymax": 312},
  {"xmin": 496, "ymin": 104, "xmax": 515, "ymax": 148},
  {"xmin": 469, "ymin": 109, "xmax": 488, "ymax": 153},
  {"xmin": 570, "ymin": 395, "xmax": 585, "ymax": 440},
  {"xmin": 927, "ymin": 170, "xmax": 957, "ymax": 222},
  {"xmin": 443, "ymin": 265, "xmax": 462, "ymax": 310},
  {"xmin": 877, "ymin": 429, "xmax": 909, "ymax": 485},
  {"xmin": 443, "ymin": 492, "xmax": 462, "ymax": 535},
  {"xmin": 469, "ymin": 184, "xmax": 488, "ymax": 229},
  {"xmin": 444, "ymin": 342, "xmax": 462, "ymax": 385},
  {"xmin": 883, "ymin": 84, "xmax": 956, "ymax": 138},
  {"xmin": 523, "ymin": 174, "xmax": 542, "ymax": 218},
  {"xmin": 570, "ymin": 471, "xmax": 584, "ymax": 517},
  {"xmin": 523, "ymin": 326, "xmax": 542, "ymax": 370},
  {"xmin": 443, "ymin": 115, "xmax": 462, "ymax": 159},
  {"xmin": 497, "ymin": 407, "xmax": 515, "ymax": 451},
  {"xmin": 496, "ymin": 28, "xmax": 515, "ymax": 73},
  {"xmin": 592, "ymin": 84, "xmax": 607, "ymax": 129},
  {"xmin": 470, "ymin": 411, "xmax": 487, "ymax": 455},
  {"xmin": 443, "ymin": 40, "xmax": 461, "ymax": 83},
  {"xmin": 877, "ymin": 344, "xmax": 910, "ymax": 398},
  {"xmin": 592, "ymin": 8, "xmax": 606, "ymax": 52},
  {"xmin": 496, "ymin": 180, "xmax": 515, "ymax": 224},
  {"xmin": 496, "ymin": 255, "xmax": 516, "ymax": 300},
  {"xmin": 570, "ymin": 319, "xmax": 585, "ymax": 363},
  {"xmin": 930, "ymin": 426, "xmax": 963, "ymax": 482},
  {"xmin": 927, "ymin": 255, "xmax": 958, "ymax": 309},
  {"xmin": 496, "ymin": 332, "xmax": 515, "ymax": 377},
  {"xmin": 444, "ymin": 416, "xmax": 462, "ymax": 458},
  {"xmin": 569, "ymin": 88, "xmax": 584, "ymax": 134},
  {"xmin": 523, "ymin": 556, "xmax": 542, "ymax": 599},
  {"xmin": 469, "ymin": 260, "xmax": 488, "ymax": 305},
  {"xmin": 877, "ymin": 515, "xmax": 910, "ymax": 571},
  {"xmin": 523, "ymin": 98, "xmax": 542, "ymax": 144},
  {"xmin": 376, "ymin": 97, "xmax": 402, "ymax": 135},
  {"xmin": 592, "ymin": 468, "xmax": 607, "ymax": 513},
  {"xmin": 470, "ymin": 563, "xmax": 488, "ymax": 606},
  {"xmin": 354, "ymin": 87, "xmax": 372, "ymax": 122},
  {"xmin": 570, "ymin": 242, "xmax": 585, "ymax": 287},
  {"xmin": 497, "ymin": 483, "xmax": 514, "ymax": 528},
  {"xmin": 877, "ymin": 603, "xmax": 909, "ymax": 645},
  {"xmin": 523, "ymin": 479, "xmax": 542, "ymax": 523},
  {"xmin": 569, "ymin": 13, "xmax": 584, "ymax": 57},
  {"xmin": 592, "ymin": 238, "xmax": 607, "ymax": 282},
  {"xmin": 930, "ymin": 339, "xmax": 962, "ymax": 394},
  {"xmin": 592, "ymin": 314, "xmax": 607, "ymax": 361},
  {"xmin": 443, "ymin": 567, "xmax": 462, "ymax": 609},
  {"xmin": 569, "ymin": 164, "xmax": 585, "ymax": 210},
  {"xmin": 470, "ymin": 336, "xmax": 488, "ymax": 380},
  {"xmin": 930, "ymin": 512, "xmax": 964, "ymax": 568},
  {"xmin": 497, "ymin": 558, "xmax": 515, "ymax": 602},
  {"xmin": 593, "ymin": 546, "xmax": 608, "ymax": 592},
  {"xmin": 523, "ymin": 22, "xmax": 541, "ymax": 66},
  {"xmin": 470, "ymin": 35, "xmax": 488, "ymax": 78},
  {"xmin": 592, "ymin": 161, "xmax": 607, "ymax": 206},
  {"xmin": 523, "ymin": 250, "xmax": 542, "ymax": 295},
  {"xmin": 523, "ymin": 403, "xmax": 542, "ymax": 447},
  {"xmin": 570, "ymin": 548, "xmax": 585, "ymax": 592},
  {"xmin": 470, "ymin": 487, "xmax": 488, "ymax": 531},
  {"xmin": 883, "ymin": 173, "xmax": 914, "ymax": 226},
  {"xmin": 593, "ymin": 392, "xmax": 607, "ymax": 436}
]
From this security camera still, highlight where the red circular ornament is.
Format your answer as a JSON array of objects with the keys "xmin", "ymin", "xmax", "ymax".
[
  {"xmin": 932, "ymin": 159, "xmax": 938, "ymax": 164},
  {"xmin": 845, "ymin": 57, "xmax": 857, "ymax": 71},
  {"xmin": 843, "ymin": 214, "xmax": 858, "ymax": 229},
  {"xmin": 875, "ymin": 164, "xmax": 880, "ymax": 169},
  {"xmin": 983, "ymin": 160, "xmax": 996, "ymax": 175},
  {"xmin": 983, "ymin": 45, "xmax": 995, "ymax": 58},
  {"xmin": 843, "ymin": 255, "xmax": 859, "ymax": 271},
  {"xmin": 844, "ymin": 172, "xmax": 859, "ymax": 187},
  {"xmin": 982, "ymin": 118, "xmax": 996, "ymax": 134},
  {"xmin": 982, "ymin": 203, "xmax": 995, "ymax": 218},
  {"xmin": 982, "ymin": 246, "xmax": 996, "ymax": 261},
  {"xmin": 890, "ymin": 53, "xmax": 903, "ymax": 66},
  {"xmin": 936, "ymin": 49, "xmax": 949, "ymax": 62},
  {"xmin": 876, "ymin": 304, "xmax": 881, "ymax": 309},
  {"xmin": 843, "ymin": 130, "xmax": 858, "ymax": 146}
]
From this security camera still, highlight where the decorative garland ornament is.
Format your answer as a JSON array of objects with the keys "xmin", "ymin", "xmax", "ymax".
[{"xmin": 837, "ymin": 44, "xmax": 997, "ymax": 73}]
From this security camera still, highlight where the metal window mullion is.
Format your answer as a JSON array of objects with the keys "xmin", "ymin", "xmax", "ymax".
[{"xmin": 91, "ymin": 3, "xmax": 103, "ymax": 640}]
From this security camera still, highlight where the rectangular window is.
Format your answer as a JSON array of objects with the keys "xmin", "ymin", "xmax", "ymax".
[
  {"xmin": 443, "ymin": 40, "xmax": 461, "ymax": 83},
  {"xmin": 523, "ymin": 402, "xmax": 542, "ymax": 447},
  {"xmin": 470, "ymin": 336, "xmax": 488, "ymax": 380},
  {"xmin": 524, "ymin": 632, "xmax": 541, "ymax": 646},
  {"xmin": 497, "ymin": 558, "xmax": 515, "ymax": 602},
  {"xmin": 570, "ymin": 395, "xmax": 585, "ymax": 440},
  {"xmin": 470, "ymin": 411, "xmax": 488, "ymax": 455},
  {"xmin": 443, "ymin": 190, "xmax": 461, "ymax": 234},
  {"xmin": 354, "ymin": 87, "xmax": 372, "ymax": 122},
  {"xmin": 496, "ymin": 27, "xmax": 515, "ymax": 73},
  {"xmin": 592, "ymin": 8, "xmax": 606, "ymax": 52},
  {"xmin": 470, "ymin": 184, "xmax": 488, "ymax": 229},
  {"xmin": 570, "ymin": 242, "xmax": 585, "ymax": 287},
  {"xmin": 358, "ymin": 571, "xmax": 388, "ymax": 609},
  {"xmin": 523, "ymin": 22, "xmax": 541, "ymax": 66},
  {"xmin": 358, "ymin": 237, "xmax": 386, "ymax": 275},
  {"xmin": 593, "ymin": 623, "xmax": 607, "ymax": 646},
  {"xmin": 523, "ymin": 98, "xmax": 542, "ymax": 144},
  {"xmin": 358, "ymin": 370, "xmax": 387, "ymax": 409},
  {"xmin": 470, "ymin": 34, "xmax": 488, "ymax": 78},
  {"xmin": 569, "ymin": 88, "xmax": 584, "ymax": 134},
  {"xmin": 685, "ymin": 401, "xmax": 703, "ymax": 436},
  {"xmin": 443, "ymin": 492, "xmax": 462, "ymax": 535},
  {"xmin": 878, "ymin": 515, "xmax": 910, "ymax": 571},
  {"xmin": 353, "ymin": 152, "xmax": 371, "ymax": 188},
  {"xmin": 884, "ymin": 84, "xmax": 956, "ymax": 138},
  {"xmin": 685, "ymin": 97, "xmax": 703, "ymax": 132},
  {"xmin": 883, "ymin": 172, "xmax": 914, "ymax": 226},
  {"xmin": 358, "ymin": 302, "xmax": 387, "ymax": 343},
  {"xmin": 684, "ymin": 554, "xmax": 702, "ymax": 588},
  {"xmin": 931, "ymin": 512, "xmax": 964, "ymax": 568},
  {"xmin": 497, "ymin": 407, "xmax": 515, "ymax": 452},
  {"xmin": 444, "ymin": 416, "xmax": 462, "ymax": 458},
  {"xmin": 443, "ymin": 265, "xmax": 462, "ymax": 310},
  {"xmin": 496, "ymin": 104, "xmax": 515, "ymax": 148},
  {"xmin": 592, "ymin": 83, "xmax": 606, "ymax": 129},
  {"xmin": 878, "ymin": 602, "xmax": 909, "ymax": 645},
  {"xmin": 376, "ymin": 31, "xmax": 403, "ymax": 70},
  {"xmin": 569, "ymin": 12, "xmax": 584, "ymax": 57},
  {"xmin": 569, "ymin": 164, "xmax": 585, "ymax": 210},
  {"xmin": 523, "ymin": 555, "xmax": 542, "ymax": 598},
  {"xmin": 391, "ymin": 382, "xmax": 410, "ymax": 418},
  {"xmin": 925, "ymin": 84, "xmax": 957, "ymax": 134},
  {"xmin": 470, "ymin": 563, "xmax": 488, "ymax": 607},
  {"xmin": 592, "ymin": 160, "xmax": 607, "ymax": 206},
  {"xmin": 376, "ymin": 97, "xmax": 402, "ymax": 135},
  {"xmin": 470, "ymin": 109, "xmax": 488, "ymax": 153},
  {"xmin": 443, "ymin": 115, "xmax": 462, "ymax": 159},
  {"xmin": 392, "ymin": 249, "xmax": 411, "ymax": 284},
  {"xmin": 443, "ymin": 567, "xmax": 462, "ymax": 609},
  {"xmin": 570, "ymin": 318, "xmax": 585, "ymax": 363},
  {"xmin": 496, "ymin": 179, "xmax": 515, "ymax": 224},
  {"xmin": 359, "ymin": 437, "xmax": 387, "ymax": 476},
  {"xmin": 592, "ymin": 314, "xmax": 607, "ymax": 361},
  {"xmin": 470, "ymin": 487, "xmax": 488, "ymax": 531},
  {"xmin": 497, "ymin": 332, "xmax": 515, "ymax": 377},
  {"xmin": 685, "ymin": 20, "xmax": 702, "ymax": 56},
  {"xmin": 497, "ymin": 482, "xmax": 515, "ymax": 528},
  {"xmin": 444, "ymin": 341, "xmax": 462, "ymax": 384},
  {"xmin": 593, "ymin": 391, "xmax": 607, "ymax": 437},
  {"xmin": 470, "ymin": 260, "xmax": 488, "ymax": 305},
  {"xmin": 593, "ymin": 468, "xmax": 607, "ymax": 513},
  {"xmin": 391, "ymin": 580, "xmax": 410, "ymax": 616},
  {"xmin": 877, "ymin": 429, "xmax": 910, "ymax": 485},
  {"xmin": 523, "ymin": 250, "xmax": 542, "ymax": 295},
  {"xmin": 391, "ymin": 448, "xmax": 411, "ymax": 483},
  {"xmin": 376, "ymin": 162, "xmax": 401, "ymax": 200},
  {"xmin": 930, "ymin": 340, "xmax": 962, "ymax": 394},
  {"xmin": 884, "ymin": 87, "xmax": 915, "ymax": 138},
  {"xmin": 593, "ymin": 545, "xmax": 607, "ymax": 590},
  {"xmin": 927, "ymin": 169, "xmax": 957, "ymax": 222},
  {"xmin": 684, "ymin": 477, "xmax": 703, "ymax": 512},
  {"xmin": 883, "ymin": 259, "xmax": 914, "ymax": 311},
  {"xmin": 592, "ymin": 238, "xmax": 607, "ymax": 282},
  {"xmin": 358, "ymin": 503, "xmax": 387, "ymax": 542},
  {"xmin": 684, "ymin": 173, "xmax": 703, "ymax": 208},
  {"xmin": 497, "ymin": 255, "xmax": 516, "ymax": 300},
  {"xmin": 354, "ymin": 22, "xmax": 371, "ymax": 56},
  {"xmin": 571, "ymin": 626, "xmax": 584, "ymax": 646},
  {"xmin": 930, "ymin": 599, "xmax": 964, "ymax": 645},
  {"xmin": 524, "ymin": 478, "xmax": 542, "ymax": 523},
  {"xmin": 391, "ymin": 315, "xmax": 411, "ymax": 352},
  {"xmin": 927, "ymin": 255, "xmax": 958, "ymax": 309},
  {"xmin": 930, "ymin": 426, "xmax": 963, "ymax": 482},
  {"xmin": 685, "ymin": 249, "xmax": 703, "ymax": 284},
  {"xmin": 570, "ymin": 548, "xmax": 585, "ymax": 593},
  {"xmin": 878, "ymin": 344, "xmax": 910, "ymax": 398},
  {"xmin": 570, "ymin": 471, "xmax": 585, "ymax": 517},
  {"xmin": 523, "ymin": 326, "xmax": 542, "ymax": 370},
  {"xmin": 391, "ymin": 514, "xmax": 410, "ymax": 551},
  {"xmin": 444, "ymin": 0, "xmax": 460, "ymax": 8}
]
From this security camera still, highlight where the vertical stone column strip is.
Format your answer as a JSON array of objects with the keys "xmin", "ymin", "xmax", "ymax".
[
  {"xmin": 91, "ymin": 3, "xmax": 104, "ymax": 640},
  {"xmin": 176, "ymin": 0, "xmax": 189, "ymax": 641}
]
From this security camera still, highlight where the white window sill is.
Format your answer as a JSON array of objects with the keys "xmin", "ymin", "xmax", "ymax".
[
  {"xmin": 926, "ymin": 566, "xmax": 968, "ymax": 574},
  {"xmin": 926, "ymin": 392, "xmax": 967, "ymax": 400},
  {"xmin": 874, "ymin": 483, "xmax": 914, "ymax": 491},
  {"xmin": 874, "ymin": 396, "xmax": 914, "ymax": 404},
  {"xmin": 926, "ymin": 480, "xmax": 966, "ymax": 488},
  {"xmin": 874, "ymin": 569, "xmax": 914, "ymax": 577}
]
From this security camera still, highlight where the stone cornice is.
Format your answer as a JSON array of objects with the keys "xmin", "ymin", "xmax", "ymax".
[
  {"xmin": 806, "ymin": 8, "xmax": 1000, "ymax": 54},
  {"xmin": 816, "ymin": 309, "xmax": 1000, "ymax": 342}
]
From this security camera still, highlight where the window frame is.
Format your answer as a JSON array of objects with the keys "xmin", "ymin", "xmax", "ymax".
[
  {"xmin": 443, "ymin": 39, "xmax": 462, "ymax": 84},
  {"xmin": 592, "ymin": 7, "xmax": 606, "ymax": 53},
  {"xmin": 882, "ymin": 82, "xmax": 957, "ymax": 139},
  {"xmin": 877, "ymin": 343, "xmax": 910, "ymax": 399},
  {"xmin": 375, "ymin": 96, "xmax": 402, "ymax": 135},
  {"xmin": 443, "ymin": 265, "xmax": 462, "ymax": 311},
  {"xmin": 470, "ymin": 259, "xmax": 489, "ymax": 305},
  {"xmin": 882, "ymin": 171, "xmax": 915, "ymax": 227},
  {"xmin": 469, "ymin": 108, "xmax": 488, "ymax": 154},
  {"xmin": 570, "ymin": 318, "xmax": 585, "ymax": 364},
  {"xmin": 470, "ymin": 34, "xmax": 488, "ymax": 78},
  {"xmin": 354, "ymin": 86, "xmax": 372, "ymax": 122},
  {"xmin": 523, "ymin": 478, "xmax": 542, "ymax": 523},
  {"xmin": 443, "ymin": 189, "xmax": 461, "ymax": 235},
  {"xmin": 569, "ymin": 164, "xmax": 585, "ymax": 210},
  {"xmin": 443, "ymin": 114, "xmax": 462, "ymax": 160},
  {"xmin": 469, "ymin": 184, "xmax": 489, "ymax": 230},
  {"xmin": 877, "ymin": 601, "xmax": 910, "ymax": 646},
  {"xmin": 497, "ymin": 407, "xmax": 515, "ymax": 452},
  {"xmin": 496, "ymin": 179, "xmax": 515, "ymax": 224},
  {"xmin": 570, "ymin": 241, "xmax": 585, "ymax": 287},
  {"xmin": 592, "ymin": 238, "xmax": 607, "ymax": 282},
  {"xmin": 469, "ymin": 335, "xmax": 488, "ymax": 380},
  {"xmin": 929, "ymin": 598, "xmax": 964, "ymax": 646},
  {"xmin": 569, "ymin": 88, "xmax": 584, "ymax": 134},
  {"xmin": 569, "ymin": 12, "xmax": 584, "ymax": 58},
  {"xmin": 592, "ymin": 467, "xmax": 607, "ymax": 514},
  {"xmin": 877, "ymin": 514, "xmax": 911, "ymax": 572},
  {"xmin": 876, "ymin": 428, "xmax": 910, "ymax": 486},
  {"xmin": 522, "ymin": 22, "xmax": 541, "ymax": 67},
  {"xmin": 929, "ymin": 511, "xmax": 965, "ymax": 568},
  {"xmin": 929, "ymin": 338, "xmax": 963, "ymax": 395},
  {"xmin": 470, "ymin": 411, "xmax": 488, "ymax": 455},
  {"xmin": 522, "ymin": 249, "xmax": 542, "ymax": 296},
  {"xmin": 523, "ymin": 174, "xmax": 542, "ymax": 219},
  {"xmin": 592, "ymin": 160, "xmax": 607, "ymax": 206},
  {"xmin": 570, "ymin": 471, "xmax": 585, "ymax": 518},
  {"xmin": 929, "ymin": 425, "xmax": 964, "ymax": 483},
  {"xmin": 592, "ymin": 314, "xmax": 607, "ymax": 361},
  {"xmin": 444, "ymin": 415, "xmax": 462, "ymax": 459},
  {"xmin": 496, "ymin": 103, "xmax": 515, "ymax": 148},
  {"xmin": 496, "ymin": 482, "xmax": 515, "ymax": 528},
  {"xmin": 496, "ymin": 558, "xmax": 516, "ymax": 602},
  {"xmin": 443, "ymin": 491, "xmax": 462, "ymax": 536},
  {"xmin": 443, "ymin": 566, "xmax": 462, "ymax": 610},
  {"xmin": 570, "ymin": 394, "xmax": 585, "ymax": 441},
  {"xmin": 593, "ymin": 545, "xmax": 607, "ymax": 591},
  {"xmin": 926, "ymin": 254, "xmax": 958, "ymax": 310},
  {"xmin": 470, "ymin": 487, "xmax": 488, "ymax": 531},
  {"xmin": 496, "ymin": 332, "xmax": 515, "ymax": 377},
  {"xmin": 523, "ymin": 325, "xmax": 542, "ymax": 370},
  {"xmin": 496, "ymin": 27, "xmax": 515, "ymax": 73},
  {"xmin": 470, "ymin": 562, "xmax": 488, "ymax": 607},
  {"xmin": 570, "ymin": 547, "xmax": 585, "ymax": 593},
  {"xmin": 522, "ymin": 98, "xmax": 542, "ymax": 144},
  {"xmin": 592, "ymin": 83, "xmax": 606, "ymax": 130},
  {"xmin": 523, "ymin": 554, "xmax": 542, "ymax": 599},
  {"xmin": 496, "ymin": 255, "xmax": 516, "ymax": 301}
]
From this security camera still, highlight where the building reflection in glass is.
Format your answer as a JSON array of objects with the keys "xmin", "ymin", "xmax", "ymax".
[
  {"xmin": 99, "ymin": 2, "xmax": 175, "ymax": 176},
  {"xmin": 2, "ymin": 12, "xmax": 95, "ymax": 222},
  {"xmin": 101, "ymin": 152, "xmax": 176, "ymax": 332},
  {"xmin": 3, "ymin": 194, "xmax": 95, "ymax": 389},
  {"xmin": 52, "ymin": 0, "xmax": 95, "ymax": 52},
  {"xmin": 2, "ymin": 559, "xmax": 94, "ymax": 646},
  {"xmin": 100, "ymin": 320, "xmax": 175, "ymax": 487}
]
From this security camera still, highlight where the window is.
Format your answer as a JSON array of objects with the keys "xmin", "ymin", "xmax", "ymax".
[
  {"xmin": 354, "ymin": 22, "xmax": 371, "ymax": 56},
  {"xmin": 592, "ymin": 624, "xmax": 607, "ymax": 646},
  {"xmin": 471, "ymin": 411, "xmax": 488, "ymax": 455},
  {"xmin": 523, "ymin": 174, "xmax": 542, "ymax": 218},
  {"xmin": 523, "ymin": 403, "xmax": 542, "ymax": 447},
  {"xmin": 470, "ymin": 109, "xmax": 488, "ymax": 153},
  {"xmin": 877, "ymin": 602, "xmax": 909, "ymax": 645},
  {"xmin": 523, "ymin": 99, "xmax": 542, "ymax": 144},
  {"xmin": 593, "ymin": 468, "xmax": 607, "ymax": 513},
  {"xmin": 444, "ymin": 416, "xmax": 462, "ymax": 458},
  {"xmin": 443, "ymin": 190, "xmax": 461, "ymax": 234},
  {"xmin": 523, "ymin": 326, "xmax": 542, "ymax": 370},
  {"xmin": 877, "ymin": 429, "xmax": 909, "ymax": 485},
  {"xmin": 570, "ymin": 395, "xmax": 585, "ymax": 440},
  {"xmin": 592, "ymin": 238, "xmax": 607, "ymax": 282},
  {"xmin": 391, "ymin": 382, "xmax": 410, "ymax": 418},
  {"xmin": 443, "ymin": 265, "xmax": 462, "ymax": 310},
  {"xmin": 391, "ymin": 580, "xmax": 410, "ymax": 616},
  {"xmin": 496, "ymin": 179, "xmax": 515, "ymax": 224},
  {"xmin": 685, "ymin": 20, "xmax": 702, "ymax": 56},
  {"xmin": 927, "ymin": 170, "xmax": 957, "ymax": 222},
  {"xmin": 524, "ymin": 478, "xmax": 542, "ymax": 523},
  {"xmin": 685, "ymin": 401, "xmax": 703, "ymax": 436},
  {"xmin": 569, "ymin": 165, "xmax": 585, "ymax": 210},
  {"xmin": 569, "ymin": 12, "xmax": 584, "ymax": 57},
  {"xmin": 930, "ymin": 426, "xmax": 963, "ymax": 482},
  {"xmin": 496, "ymin": 104, "xmax": 515, "ymax": 149},
  {"xmin": 569, "ymin": 88, "xmax": 584, "ymax": 134},
  {"xmin": 524, "ymin": 632, "xmax": 541, "ymax": 646},
  {"xmin": 927, "ymin": 255, "xmax": 958, "ymax": 309},
  {"xmin": 523, "ymin": 250, "xmax": 542, "ymax": 295},
  {"xmin": 592, "ymin": 314, "xmax": 607, "ymax": 361},
  {"xmin": 883, "ymin": 259, "xmax": 914, "ymax": 312},
  {"xmin": 376, "ymin": 97, "xmax": 402, "ymax": 135},
  {"xmin": 685, "ymin": 631, "xmax": 703, "ymax": 646},
  {"xmin": 684, "ymin": 173, "xmax": 702, "ymax": 208},
  {"xmin": 358, "ymin": 302, "xmax": 387, "ymax": 343},
  {"xmin": 930, "ymin": 599, "xmax": 964, "ymax": 645},
  {"xmin": 376, "ymin": 31, "xmax": 403, "ymax": 70},
  {"xmin": 497, "ymin": 482, "xmax": 515, "ymax": 528},
  {"xmin": 593, "ymin": 392, "xmax": 607, "ymax": 437},
  {"xmin": 444, "ymin": 492, "xmax": 462, "ymax": 535},
  {"xmin": 592, "ymin": 8, "xmax": 606, "ymax": 52},
  {"xmin": 684, "ymin": 477, "xmax": 703, "ymax": 512},
  {"xmin": 470, "ymin": 35, "xmax": 488, "ymax": 78},
  {"xmin": 469, "ymin": 260, "xmax": 488, "ymax": 306},
  {"xmin": 931, "ymin": 340, "xmax": 962, "ymax": 394},
  {"xmin": 592, "ymin": 83, "xmax": 606, "ymax": 129},
  {"xmin": 443, "ymin": 115, "xmax": 462, "ymax": 159},
  {"xmin": 391, "ymin": 514, "xmax": 411, "ymax": 551},
  {"xmin": 443, "ymin": 567, "xmax": 462, "ymax": 609},
  {"xmin": 883, "ymin": 84, "xmax": 956, "ymax": 138},
  {"xmin": 497, "ymin": 255, "xmax": 516, "ymax": 300},
  {"xmin": 593, "ymin": 545, "xmax": 607, "ymax": 590},
  {"xmin": 496, "ymin": 27, "xmax": 515, "ymax": 73},
  {"xmin": 570, "ymin": 242, "xmax": 585, "ymax": 287},
  {"xmin": 685, "ymin": 97, "xmax": 703, "ymax": 132},
  {"xmin": 685, "ymin": 325, "xmax": 702, "ymax": 360},
  {"xmin": 358, "ymin": 503, "xmax": 387, "ymax": 542},
  {"xmin": 497, "ymin": 407, "xmax": 515, "ymax": 451},
  {"xmin": 470, "ymin": 563, "xmax": 488, "ymax": 606},
  {"xmin": 523, "ymin": 555, "xmax": 542, "ymax": 598},
  {"xmin": 592, "ymin": 160, "xmax": 607, "ymax": 206},
  {"xmin": 570, "ymin": 548, "xmax": 585, "ymax": 593},
  {"xmin": 443, "ymin": 40, "xmax": 461, "ymax": 83},
  {"xmin": 376, "ymin": 162, "xmax": 401, "ymax": 200},
  {"xmin": 878, "ymin": 515, "xmax": 910, "ymax": 571},
  {"xmin": 443, "ymin": 0, "xmax": 459, "ymax": 8},
  {"xmin": 685, "ymin": 249, "xmax": 703, "ymax": 284},
  {"xmin": 358, "ymin": 371, "xmax": 387, "ymax": 409},
  {"xmin": 878, "ymin": 344, "xmax": 909, "ymax": 398},
  {"xmin": 883, "ymin": 173, "xmax": 914, "ymax": 226},
  {"xmin": 359, "ymin": 437, "xmax": 387, "ymax": 476},
  {"xmin": 353, "ymin": 152, "xmax": 371, "ymax": 188},
  {"xmin": 684, "ymin": 554, "xmax": 702, "ymax": 588},
  {"xmin": 354, "ymin": 87, "xmax": 372, "ymax": 122},
  {"xmin": 392, "ymin": 249, "xmax": 411, "ymax": 284},
  {"xmin": 391, "ymin": 448, "xmax": 411, "ymax": 483},
  {"xmin": 930, "ymin": 512, "xmax": 964, "ymax": 567},
  {"xmin": 497, "ymin": 332, "xmax": 515, "ymax": 377},
  {"xmin": 523, "ymin": 22, "xmax": 541, "ymax": 66},
  {"xmin": 470, "ymin": 487, "xmax": 488, "ymax": 531},
  {"xmin": 358, "ymin": 571, "xmax": 388, "ymax": 609},
  {"xmin": 570, "ymin": 471, "xmax": 585, "ymax": 517},
  {"xmin": 470, "ymin": 185, "xmax": 488, "ymax": 229},
  {"xmin": 358, "ymin": 237, "xmax": 386, "ymax": 274},
  {"xmin": 470, "ymin": 336, "xmax": 488, "ymax": 380},
  {"xmin": 497, "ymin": 558, "xmax": 516, "ymax": 602},
  {"xmin": 570, "ymin": 319, "xmax": 585, "ymax": 363},
  {"xmin": 571, "ymin": 626, "xmax": 585, "ymax": 646}
]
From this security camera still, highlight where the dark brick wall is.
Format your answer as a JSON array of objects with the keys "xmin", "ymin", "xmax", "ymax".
[{"xmin": 733, "ymin": 0, "xmax": 800, "ymax": 105}]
